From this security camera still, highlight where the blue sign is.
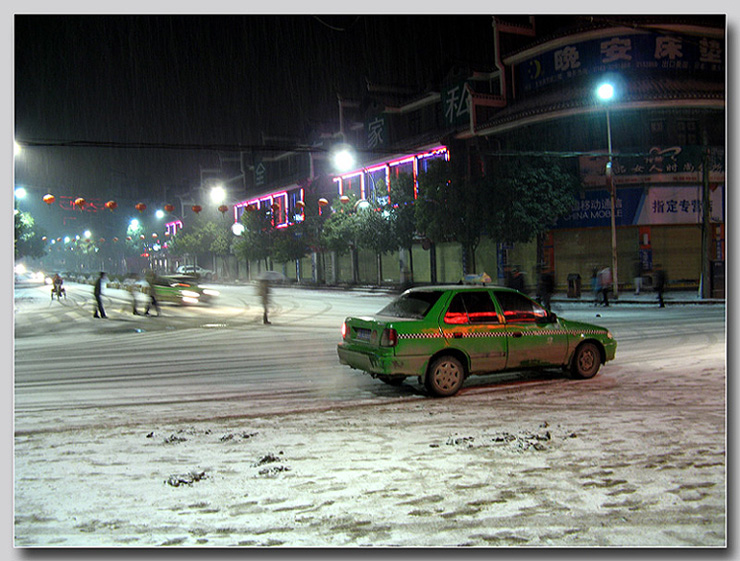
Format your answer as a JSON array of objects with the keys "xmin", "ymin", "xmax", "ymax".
[{"xmin": 553, "ymin": 187, "xmax": 644, "ymax": 229}]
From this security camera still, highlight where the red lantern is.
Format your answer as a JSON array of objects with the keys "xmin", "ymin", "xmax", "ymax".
[
  {"xmin": 43, "ymin": 194, "xmax": 55, "ymax": 205},
  {"xmin": 135, "ymin": 202, "xmax": 146, "ymax": 213},
  {"xmin": 218, "ymin": 204, "xmax": 229, "ymax": 214},
  {"xmin": 164, "ymin": 204, "xmax": 175, "ymax": 213},
  {"xmin": 112, "ymin": 237, "xmax": 119, "ymax": 243},
  {"xmin": 152, "ymin": 233, "xmax": 158, "ymax": 238},
  {"xmin": 99, "ymin": 238, "xmax": 105, "ymax": 243},
  {"xmin": 191, "ymin": 205, "xmax": 202, "ymax": 214},
  {"xmin": 126, "ymin": 236, "xmax": 132, "ymax": 241},
  {"xmin": 340, "ymin": 195, "xmax": 350, "ymax": 204},
  {"xmin": 296, "ymin": 200, "xmax": 305, "ymax": 209},
  {"xmin": 140, "ymin": 234, "xmax": 146, "ymax": 240},
  {"xmin": 74, "ymin": 197, "xmax": 86, "ymax": 209},
  {"xmin": 318, "ymin": 198, "xmax": 329, "ymax": 207},
  {"xmin": 105, "ymin": 200, "xmax": 118, "ymax": 211}
]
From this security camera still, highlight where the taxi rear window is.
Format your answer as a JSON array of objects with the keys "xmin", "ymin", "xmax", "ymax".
[{"xmin": 378, "ymin": 291, "xmax": 444, "ymax": 319}]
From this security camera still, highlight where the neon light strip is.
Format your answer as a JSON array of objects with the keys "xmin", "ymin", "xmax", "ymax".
[
  {"xmin": 334, "ymin": 145, "xmax": 449, "ymax": 199},
  {"xmin": 335, "ymin": 146, "xmax": 448, "ymax": 182},
  {"xmin": 234, "ymin": 190, "xmax": 290, "ymax": 228},
  {"xmin": 165, "ymin": 220, "xmax": 183, "ymax": 236}
]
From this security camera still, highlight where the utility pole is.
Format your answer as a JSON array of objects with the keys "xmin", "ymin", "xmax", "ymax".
[{"xmin": 700, "ymin": 145, "xmax": 712, "ymax": 299}]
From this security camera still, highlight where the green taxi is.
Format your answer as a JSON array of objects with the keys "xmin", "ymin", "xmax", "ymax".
[
  {"xmin": 142, "ymin": 275, "xmax": 219, "ymax": 305},
  {"xmin": 338, "ymin": 285, "xmax": 616, "ymax": 397}
]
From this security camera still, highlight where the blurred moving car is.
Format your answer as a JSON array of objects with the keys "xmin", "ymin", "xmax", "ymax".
[
  {"xmin": 14, "ymin": 264, "xmax": 45, "ymax": 285},
  {"xmin": 338, "ymin": 285, "xmax": 617, "ymax": 397},
  {"xmin": 175, "ymin": 265, "xmax": 214, "ymax": 280},
  {"xmin": 257, "ymin": 270, "xmax": 291, "ymax": 284},
  {"xmin": 134, "ymin": 274, "xmax": 219, "ymax": 306}
]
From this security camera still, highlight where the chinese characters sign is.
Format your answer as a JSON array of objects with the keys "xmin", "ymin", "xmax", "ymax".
[
  {"xmin": 553, "ymin": 185, "xmax": 724, "ymax": 229},
  {"xmin": 579, "ymin": 146, "xmax": 725, "ymax": 187},
  {"xmin": 441, "ymin": 82, "xmax": 471, "ymax": 126},
  {"xmin": 366, "ymin": 114, "xmax": 387, "ymax": 149},
  {"xmin": 517, "ymin": 32, "xmax": 723, "ymax": 93}
]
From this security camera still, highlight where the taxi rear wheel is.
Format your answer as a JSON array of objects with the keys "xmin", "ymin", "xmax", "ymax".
[
  {"xmin": 425, "ymin": 355, "xmax": 465, "ymax": 397},
  {"xmin": 571, "ymin": 342, "xmax": 601, "ymax": 379}
]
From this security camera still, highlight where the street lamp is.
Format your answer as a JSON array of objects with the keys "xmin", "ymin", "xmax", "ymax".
[
  {"xmin": 210, "ymin": 185, "xmax": 226, "ymax": 205},
  {"xmin": 596, "ymin": 81, "xmax": 619, "ymax": 299},
  {"xmin": 331, "ymin": 143, "xmax": 356, "ymax": 173}
]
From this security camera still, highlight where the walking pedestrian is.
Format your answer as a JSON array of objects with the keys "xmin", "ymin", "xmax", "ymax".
[
  {"xmin": 144, "ymin": 270, "xmax": 161, "ymax": 316},
  {"xmin": 509, "ymin": 267, "xmax": 525, "ymax": 293},
  {"xmin": 539, "ymin": 270, "xmax": 555, "ymax": 310},
  {"xmin": 93, "ymin": 271, "xmax": 107, "ymax": 318},
  {"xmin": 598, "ymin": 267, "xmax": 612, "ymax": 307},
  {"xmin": 654, "ymin": 264, "xmax": 667, "ymax": 308},
  {"xmin": 591, "ymin": 268, "xmax": 601, "ymax": 306},
  {"xmin": 259, "ymin": 278, "xmax": 271, "ymax": 324},
  {"xmin": 633, "ymin": 259, "xmax": 643, "ymax": 295}
]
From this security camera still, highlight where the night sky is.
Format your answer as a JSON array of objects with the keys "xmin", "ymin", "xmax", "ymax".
[{"xmin": 15, "ymin": 15, "xmax": 496, "ymax": 202}]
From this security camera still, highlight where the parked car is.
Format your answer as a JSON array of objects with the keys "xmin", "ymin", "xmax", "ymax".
[
  {"xmin": 175, "ymin": 265, "xmax": 215, "ymax": 280},
  {"xmin": 338, "ymin": 285, "xmax": 617, "ymax": 397}
]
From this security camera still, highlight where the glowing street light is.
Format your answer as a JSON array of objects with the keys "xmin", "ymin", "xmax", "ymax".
[
  {"xmin": 596, "ymin": 80, "xmax": 619, "ymax": 299},
  {"xmin": 210, "ymin": 185, "xmax": 226, "ymax": 205},
  {"xmin": 331, "ymin": 143, "xmax": 356, "ymax": 173}
]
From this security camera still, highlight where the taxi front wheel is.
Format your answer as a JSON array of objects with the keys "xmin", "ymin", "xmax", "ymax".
[
  {"xmin": 571, "ymin": 342, "xmax": 601, "ymax": 379},
  {"xmin": 425, "ymin": 355, "xmax": 465, "ymax": 397}
]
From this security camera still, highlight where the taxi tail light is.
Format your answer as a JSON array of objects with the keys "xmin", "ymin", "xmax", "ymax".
[
  {"xmin": 341, "ymin": 322, "xmax": 349, "ymax": 339},
  {"xmin": 380, "ymin": 328, "xmax": 398, "ymax": 347}
]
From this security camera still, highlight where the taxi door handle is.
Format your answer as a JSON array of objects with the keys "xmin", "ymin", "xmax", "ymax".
[{"xmin": 512, "ymin": 332, "xmax": 523, "ymax": 338}]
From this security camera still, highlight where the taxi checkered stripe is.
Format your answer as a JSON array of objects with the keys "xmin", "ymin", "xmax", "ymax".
[{"xmin": 397, "ymin": 329, "xmax": 606, "ymax": 339}]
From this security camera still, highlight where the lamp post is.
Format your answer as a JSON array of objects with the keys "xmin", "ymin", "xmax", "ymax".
[{"xmin": 597, "ymin": 82, "xmax": 619, "ymax": 299}]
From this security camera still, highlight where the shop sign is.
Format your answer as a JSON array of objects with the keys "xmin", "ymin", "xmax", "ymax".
[
  {"xmin": 517, "ymin": 32, "xmax": 723, "ymax": 93},
  {"xmin": 580, "ymin": 146, "xmax": 725, "ymax": 187},
  {"xmin": 553, "ymin": 185, "xmax": 724, "ymax": 229}
]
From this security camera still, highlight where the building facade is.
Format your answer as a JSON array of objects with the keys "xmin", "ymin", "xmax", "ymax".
[{"xmin": 223, "ymin": 16, "xmax": 724, "ymax": 296}]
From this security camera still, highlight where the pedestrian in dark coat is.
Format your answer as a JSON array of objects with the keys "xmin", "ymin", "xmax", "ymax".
[
  {"xmin": 259, "ymin": 278, "xmax": 271, "ymax": 324},
  {"xmin": 93, "ymin": 272, "xmax": 107, "ymax": 318},
  {"xmin": 654, "ymin": 264, "xmax": 667, "ymax": 308},
  {"xmin": 539, "ymin": 271, "xmax": 555, "ymax": 310}
]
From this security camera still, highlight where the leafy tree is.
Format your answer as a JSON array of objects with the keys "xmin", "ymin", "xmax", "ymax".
[
  {"xmin": 272, "ymin": 222, "xmax": 309, "ymax": 265},
  {"xmin": 486, "ymin": 156, "xmax": 581, "ymax": 243},
  {"xmin": 387, "ymin": 173, "xmax": 417, "ymax": 252},
  {"xmin": 14, "ymin": 210, "xmax": 47, "ymax": 259},
  {"xmin": 233, "ymin": 205, "xmax": 274, "ymax": 269},
  {"xmin": 415, "ymin": 159, "xmax": 491, "ymax": 274},
  {"xmin": 356, "ymin": 203, "xmax": 396, "ymax": 285},
  {"xmin": 320, "ymin": 195, "xmax": 360, "ymax": 256}
]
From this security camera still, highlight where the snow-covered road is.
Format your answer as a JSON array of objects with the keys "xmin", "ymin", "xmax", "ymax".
[{"xmin": 12, "ymin": 285, "xmax": 726, "ymax": 547}]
